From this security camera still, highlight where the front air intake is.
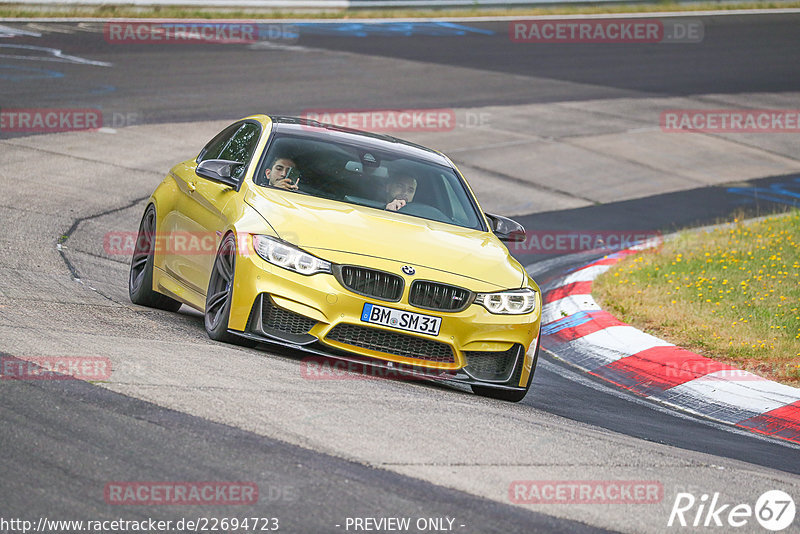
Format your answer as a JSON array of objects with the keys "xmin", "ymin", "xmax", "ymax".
[{"xmin": 336, "ymin": 266, "xmax": 404, "ymax": 302}]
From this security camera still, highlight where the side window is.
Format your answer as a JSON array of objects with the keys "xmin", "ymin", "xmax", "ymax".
[
  {"xmin": 197, "ymin": 123, "xmax": 241, "ymax": 163},
  {"xmin": 197, "ymin": 122, "xmax": 261, "ymax": 180},
  {"xmin": 442, "ymin": 175, "xmax": 475, "ymax": 227},
  {"xmin": 218, "ymin": 122, "xmax": 260, "ymax": 165}
]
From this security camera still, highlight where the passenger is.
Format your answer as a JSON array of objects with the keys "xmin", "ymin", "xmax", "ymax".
[
  {"xmin": 385, "ymin": 174, "xmax": 417, "ymax": 211},
  {"xmin": 264, "ymin": 155, "xmax": 299, "ymax": 191}
]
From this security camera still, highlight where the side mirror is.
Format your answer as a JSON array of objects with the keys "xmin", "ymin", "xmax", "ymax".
[
  {"xmin": 196, "ymin": 159, "xmax": 244, "ymax": 188},
  {"xmin": 485, "ymin": 212, "xmax": 526, "ymax": 243}
]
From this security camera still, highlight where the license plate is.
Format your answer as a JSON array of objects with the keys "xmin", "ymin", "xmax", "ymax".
[{"xmin": 361, "ymin": 303, "xmax": 441, "ymax": 336}]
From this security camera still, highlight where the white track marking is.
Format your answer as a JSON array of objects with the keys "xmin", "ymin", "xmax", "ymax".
[
  {"xmin": 541, "ymin": 293, "xmax": 599, "ymax": 324},
  {"xmin": 0, "ymin": 43, "xmax": 111, "ymax": 66},
  {"xmin": 0, "ymin": 24, "xmax": 41, "ymax": 38},
  {"xmin": 569, "ymin": 326, "xmax": 674, "ymax": 368},
  {"xmin": 559, "ymin": 263, "xmax": 612, "ymax": 285}
]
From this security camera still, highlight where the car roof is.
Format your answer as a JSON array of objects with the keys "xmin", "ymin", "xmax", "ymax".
[{"xmin": 267, "ymin": 115, "xmax": 452, "ymax": 167}]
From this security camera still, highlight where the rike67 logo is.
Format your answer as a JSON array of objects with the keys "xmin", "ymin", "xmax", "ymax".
[{"xmin": 668, "ymin": 490, "xmax": 795, "ymax": 531}]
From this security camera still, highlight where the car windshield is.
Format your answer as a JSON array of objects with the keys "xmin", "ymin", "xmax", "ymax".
[{"xmin": 255, "ymin": 133, "xmax": 485, "ymax": 231}]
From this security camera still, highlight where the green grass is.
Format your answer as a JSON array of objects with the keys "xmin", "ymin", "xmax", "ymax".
[
  {"xmin": 593, "ymin": 211, "xmax": 800, "ymax": 386},
  {"xmin": 2, "ymin": 1, "xmax": 800, "ymax": 19}
]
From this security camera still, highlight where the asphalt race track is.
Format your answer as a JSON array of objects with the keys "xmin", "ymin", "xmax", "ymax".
[{"xmin": 1, "ymin": 12, "xmax": 799, "ymax": 534}]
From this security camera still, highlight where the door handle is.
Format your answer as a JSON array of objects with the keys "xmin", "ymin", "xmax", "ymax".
[{"xmin": 187, "ymin": 181, "xmax": 197, "ymax": 193}]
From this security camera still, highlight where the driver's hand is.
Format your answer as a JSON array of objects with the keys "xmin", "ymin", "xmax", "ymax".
[
  {"xmin": 274, "ymin": 177, "xmax": 299, "ymax": 191},
  {"xmin": 386, "ymin": 199, "xmax": 407, "ymax": 211}
]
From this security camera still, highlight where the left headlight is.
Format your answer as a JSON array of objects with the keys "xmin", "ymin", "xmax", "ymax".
[
  {"xmin": 475, "ymin": 288, "xmax": 537, "ymax": 315},
  {"xmin": 252, "ymin": 235, "xmax": 332, "ymax": 276}
]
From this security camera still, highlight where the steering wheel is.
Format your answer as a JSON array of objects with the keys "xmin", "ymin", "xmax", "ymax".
[{"xmin": 398, "ymin": 202, "xmax": 452, "ymax": 223}]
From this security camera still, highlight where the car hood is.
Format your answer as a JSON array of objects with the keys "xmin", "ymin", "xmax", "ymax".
[{"xmin": 245, "ymin": 189, "xmax": 525, "ymax": 289}]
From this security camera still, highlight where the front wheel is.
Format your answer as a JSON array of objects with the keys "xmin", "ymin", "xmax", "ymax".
[
  {"xmin": 471, "ymin": 340, "xmax": 539, "ymax": 402},
  {"xmin": 128, "ymin": 205, "xmax": 183, "ymax": 312},
  {"xmin": 204, "ymin": 233, "xmax": 255, "ymax": 347}
]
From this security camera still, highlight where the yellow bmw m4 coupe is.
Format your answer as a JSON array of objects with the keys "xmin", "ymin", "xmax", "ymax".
[{"xmin": 129, "ymin": 115, "xmax": 541, "ymax": 401}]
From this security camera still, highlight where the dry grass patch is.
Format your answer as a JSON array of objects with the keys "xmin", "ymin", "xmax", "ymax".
[{"xmin": 594, "ymin": 211, "xmax": 800, "ymax": 386}]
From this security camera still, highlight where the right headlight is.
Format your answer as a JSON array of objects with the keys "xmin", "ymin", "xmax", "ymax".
[
  {"xmin": 252, "ymin": 235, "xmax": 331, "ymax": 276},
  {"xmin": 475, "ymin": 288, "xmax": 537, "ymax": 315}
]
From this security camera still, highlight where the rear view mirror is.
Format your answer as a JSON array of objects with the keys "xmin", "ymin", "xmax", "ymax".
[
  {"xmin": 196, "ymin": 159, "xmax": 244, "ymax": 188},
  {"xmin": 485, "ymin": 213, "xmax": 526, "ymax": 243},
  {"xmin": 345, "ymin": 161, "xmax": 363, "ymax": 173}
]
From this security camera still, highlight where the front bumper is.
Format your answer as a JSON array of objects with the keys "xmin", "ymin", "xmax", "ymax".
[
  {"xmin": 231, "ymin": 325, "xmax": 538, "ymax": 391},
  {"xmin": 227, "ymin": 243, "xmax": 541, "ymax": 389}
]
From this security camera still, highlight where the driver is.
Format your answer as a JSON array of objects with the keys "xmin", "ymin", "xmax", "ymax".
[
  {"xmin": 264, "ymin": 155, "xmax": 299, "ymax": 191},
  {"xmin": 385, "ymin": 174, "xmax": 417, "ymax": 211}
]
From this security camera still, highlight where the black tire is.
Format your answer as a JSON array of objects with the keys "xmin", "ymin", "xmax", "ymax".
[
  {"xmin": 471, "ymin": 340, "xmax": 540, "ymax": 402},
  {"xmin": 204, "ymin": 233, "xmax": 256, "ymax": 347},
  {"xmin": 129, "ymin": 205, "xmax": 183, "ymax": 312}
]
